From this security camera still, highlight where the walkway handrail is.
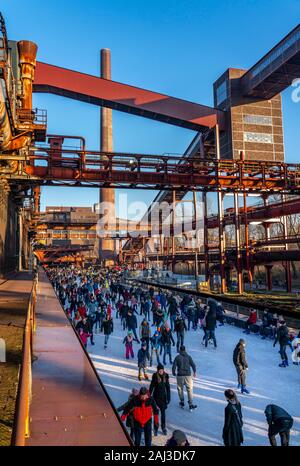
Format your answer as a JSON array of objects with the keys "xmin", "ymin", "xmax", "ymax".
[{"xmin": 11, "ymin": 272, "xmax": 38, "ymax": 446}]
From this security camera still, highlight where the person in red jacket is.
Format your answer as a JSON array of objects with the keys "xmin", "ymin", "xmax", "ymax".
[
  {"xmin": 78, "ymin": 327, "xmax": 90, "ymax": 349},
  {"xmin": 77, "ymin": 301, "xmax": 87, "ymax": 319},
  {"xmin": 121, "ymin": 386, "xmax": 159, "ymax": 446},
  {"xmin": 243, "ymin": 309, "xmax": 257, "ymax": 335}
]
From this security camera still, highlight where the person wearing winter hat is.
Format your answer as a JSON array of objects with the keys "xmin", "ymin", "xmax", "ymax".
[
  {"xmin": 149, "ymin": 364, "xmax": 171, "ymax": 436},
  {"xmin": 117, "ymin": 388, "xmax": 139, "ymax": 442},
  {"xmin": 121, "ymin": 386, "xmax": 159, "ymax": 446},
  {"xmin": 123, "ymin": 330, "xmax": 138, "ymax": 359},
  {"xmin": 233, "ymin": 339, "xmax": 250, "ymax": 394},
  {"xmin": 139, "ymin": 318, "xmax": 151, "ymax": 352},
  {"xmin": 165, "ymin": 429, "xmax": 190, "ymax": 447},
  {"xmin": 137, "ymin": 342, "xmax": 150, "ymax": 381},
  {"xmin": 150, "ymin": 330, "xmax": 161, "ymax": 367}
]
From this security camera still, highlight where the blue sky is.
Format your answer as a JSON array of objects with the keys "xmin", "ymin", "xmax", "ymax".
[{"xmin": 2, "ymin": 0, "xmax": 299, "ymax": 214}]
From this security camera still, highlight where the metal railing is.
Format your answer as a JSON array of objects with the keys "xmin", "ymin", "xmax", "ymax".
[{"xmin": 11, "ymin": 273, "xmax": 38, "ymax": 446}]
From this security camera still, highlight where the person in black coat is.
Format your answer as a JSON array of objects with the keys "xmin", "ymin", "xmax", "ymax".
[
  {"xmin": 168, "ymin": 296, "xmax": 178, "ymax": 331},
  {"xmin": 149, "ymin": 364, "xmax": 171, "ymax": 436},
  {"xmin": 222, "ymin": 389, "xmax": 243, "ymax": 447},
  {"xmin": 274, "ymin": 320, "xmax": 290, "ymax": 367},
  {"xmin": 204, "ymin": 302, "xmax": 217, "ymax": 348},
  {"xmin": 101, "ymin": 314, "xmax": 114, "ymax": 349},
  {"xmin": 160, "ymin": 324, "xmax": 175, "ymax": 365},
  {"xmin": 174, "ymin": 314, "xmax": 187, "ymax": 352},
  {"xmin": 165, "ymin": 429, "xmax": 190, "ymax": 446},
  {"xmin": 126, "ymin": 310, "xmax": 140, "ymax": 343},
  {"xmin": 137, "ymin": 342, "xmax": 150, "ymax": 380},
  {"xmin": 264, "ymin": 404, "xmax": 294, "ymax": 446}
]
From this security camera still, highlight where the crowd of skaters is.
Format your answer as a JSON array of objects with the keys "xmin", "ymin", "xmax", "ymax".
[{"xmin": 46, "ymin": 266, "xmax": 298, "ymax": 447}]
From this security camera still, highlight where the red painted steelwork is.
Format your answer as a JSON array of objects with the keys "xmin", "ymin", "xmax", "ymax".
[
  {"xmin": 21, "ymin": 149, "xmax": 300, "ymax": 193},
  {"xmin": 207, "ymin": 197, "xmax": 300, "ymax": 228},
  {"xmin": 33, "ymin": 62, "xmax": 225, "ymax": 131}
]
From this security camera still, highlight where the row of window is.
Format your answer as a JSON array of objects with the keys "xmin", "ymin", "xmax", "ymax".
[
  {"xmin": 251, "ymin": 27, "xmax": 300, "ymax": 77},
  {"xmin": 244, "ymin": 132, "xmax": 273, "ymax": 144},
  {"xmin": 243, "ymin": 114, "xmax": 272, "ymax": 126}
]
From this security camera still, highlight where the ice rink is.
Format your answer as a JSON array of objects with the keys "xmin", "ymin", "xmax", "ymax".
[{"xmin": 89, "ymin": 309, "xmax": 300, "ymax": 446}]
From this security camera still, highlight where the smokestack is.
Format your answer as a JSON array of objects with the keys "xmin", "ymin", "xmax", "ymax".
[{"xmin": 99, "ymin": 48, "xmax": 115, "ymax": 264}]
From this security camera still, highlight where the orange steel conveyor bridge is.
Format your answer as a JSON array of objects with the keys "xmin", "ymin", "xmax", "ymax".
[{"xmin": 8, "ymin": 148, "xmax": 300, "ymax": 194}]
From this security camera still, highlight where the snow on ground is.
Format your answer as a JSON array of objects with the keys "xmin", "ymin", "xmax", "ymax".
[{"xmin": 89, "ymin": 307, "xmax": 300, "ymax": 446}]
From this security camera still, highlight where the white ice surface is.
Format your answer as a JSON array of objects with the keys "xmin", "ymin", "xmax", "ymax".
[{"xmin": 89, "ymin": 309, "xmax": 300, "ymax": 446}]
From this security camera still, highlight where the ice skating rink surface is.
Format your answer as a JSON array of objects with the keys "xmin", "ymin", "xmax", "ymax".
[{"xmin": 90, "ymin": 310, "xmax": 300, "ymax": 446}]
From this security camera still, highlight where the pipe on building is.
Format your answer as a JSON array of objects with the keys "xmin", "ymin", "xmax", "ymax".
[{"xmin": 17, "ymin": 40, "xmax": 38, "ymax": 113}]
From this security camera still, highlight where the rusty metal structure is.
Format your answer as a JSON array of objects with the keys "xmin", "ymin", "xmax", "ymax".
[
  {"xmin": 0, "ymin": 13, "xmax": 300, "ymax": 287},
  {"xmin": 0, "ymin": 11, "xmax": 300, "ymax": 447}
]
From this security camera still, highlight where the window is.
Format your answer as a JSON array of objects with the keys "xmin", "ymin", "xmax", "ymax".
[
  {"xmin": 216, "ymin": 81, "xmax": 227, "ymax": 105},
  {"xmin": 244, "ymin": 132, "xmax": 273, "ymax": 144},
  {"xmin": 243, "ymin": 114, "xmax": 272, "ymax": 126},
  {"xmin": 251, "ymin": 28, "xmax": 300, "ymax": 77}
]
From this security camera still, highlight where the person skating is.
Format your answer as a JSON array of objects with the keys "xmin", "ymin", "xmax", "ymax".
[
  {"xmin": 75, "ymin": 316, "xmax": 94, "ymax": 346},
  {"xmin": 123, "ymin": 330, "xmax": 138, "ymax": 359},
  {"xmin": 86, "ymin": 313, "xmax": 95, "ymax": 345},
  {"xmin": 243, "ymin": 309, "xmax": 257, "ymax": 334},
  {"xmin": 222, "ymin": 389, "xmax": 244, "ymax": 447},
  {"xmin": 149, "ymin": 364, "xmax": 170, "ymax": 436},
  {"xmin": 121, "ymin": 301, "xmax": 130, "ymax": 331},
  {"xmin": 139, "ymin": 318, "xmax": 151, "ymax": 352},
  {"xmin": 137, "ymin": 342, "xmax": 150, "ymax": 381},
  {"xmin": 165, "ymin": 430, "xmax": 190, "ymax": 447},
  {"xmin": 126, "ymin": 310, "xmax": 140, "ymax": 343},
  {"xmin": 78, "ymin": 326, "xmax": 91, "ymax": 349},
  {"xmin": 172, "ymin": 345, "xmax": 197, "ymax": 411},
  {"xmin": 121, "ymin": 386, "xmax": 159, "ymax": 447},
  {"xmin": 168, "ymin": 296, "xmax": 178, "ymax": 332},
  {"xmin": 93, "ymin": 305, "xmax": 103, "ymax": 334},
  {"xmin": 264, "ymin": 404, "xmax": 294, "ymax": 446},
  {"xmin": 117, "ymin": 388, "xmax": 139, "ymax": 442},
  {"xmin": 160, "ymin": 324, "xmax": 175, "ymax": 365},
  {"xmin": 150, "ymin": 330, "xmax": 161, "ymax": 367},
  {"xmin": 274, "ymin": 320, "xmax": 290, "ymax": 367},
  {"xmin": 101, "ymin": 313, "xmax": 114, "ymax": 349},
  {"xmin": 260, "ymin": 309, "xmax": 273, "ymax": 339},
  {"xmin": 233, "ymin": 339, "xmax": 250, "ymax": 394},
  {"xmin": 153, "ymin": 303, "xmax": 164, "ymax": 328},
  {"xmin": 216, "ymin": 302, "xmax": 226, "ymax": 326},
  {"xmin": 204, "ymin": 303, "xmax": 217, "ymax": 348},
  {"xmin": 174, "ymin": 313, "xmax": 187, "ymax": 352}
]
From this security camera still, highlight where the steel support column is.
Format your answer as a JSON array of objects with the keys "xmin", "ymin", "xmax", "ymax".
[
  {"xmin": 234, "ymin": 192, "xmax": 243, "ymax": 294},
  {"xmin": 203, "ymin": 191, "xmax": 209, "ymax": 284},
  {"xmin": 215, "ymin": 124, "xmax": 226, "ymax": 293},
  {"xmin": 266, "ymin": 265, "xmax": 273, "ymax": 291},
  {"xmin": 171, "ymin": 190, "xmax": 176, "ymax": 273},
  {"xmin": 282, "ymin": 194, "xmax": 292, "ymax": 293},
  {"xmin": 243, "ymin": 192, "xmax": 252, "ymax": 289}
]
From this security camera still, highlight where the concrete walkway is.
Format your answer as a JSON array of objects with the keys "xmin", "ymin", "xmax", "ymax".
[{"xmin": 26, "ymin": 270, "xmax": 130, "ymax": 446}]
